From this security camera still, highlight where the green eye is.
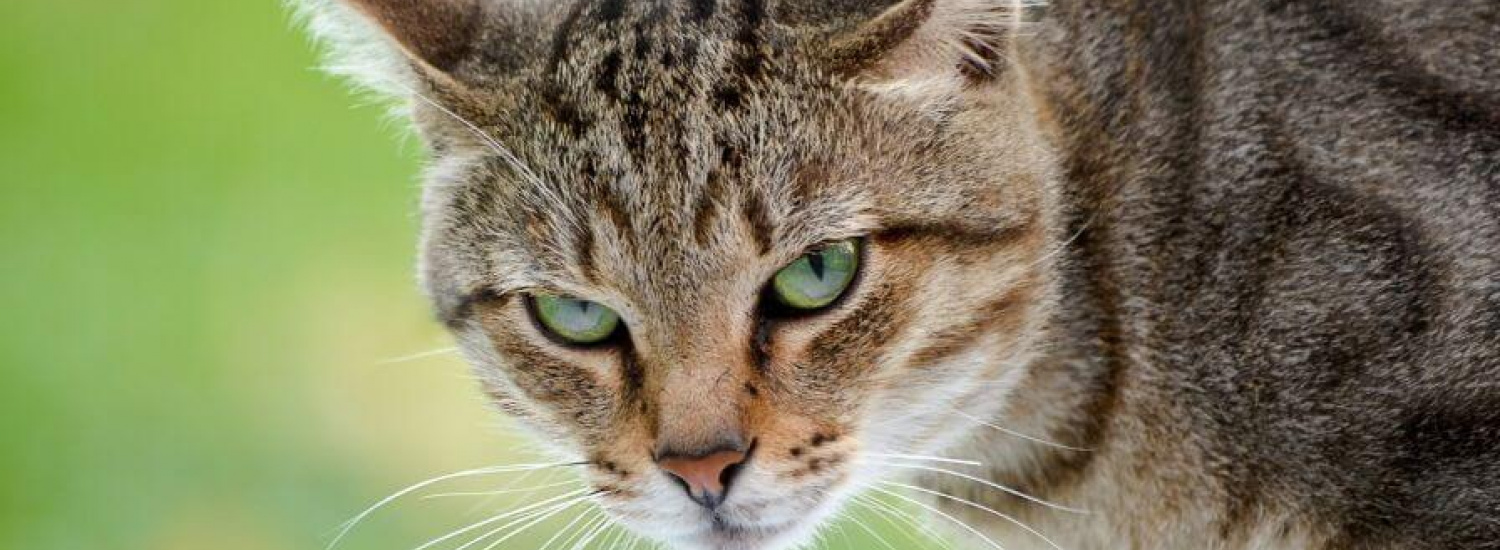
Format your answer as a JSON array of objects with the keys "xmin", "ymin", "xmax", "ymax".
[
  {"xmin": 531, "ymin": 294, "xmax": 622, "ymax": 345},
  {"xmin": 771, "ymin": 239, "xmax": 861, "ymax": 311}
]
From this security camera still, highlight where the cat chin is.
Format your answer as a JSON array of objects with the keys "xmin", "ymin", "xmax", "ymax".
[
  {"xmin": 658, "ymin": 490, "xmax": 850, "ymax": 550},
  {"xmin": 663, "ymin": 519, "xmax": 819, "ymax": 550}
]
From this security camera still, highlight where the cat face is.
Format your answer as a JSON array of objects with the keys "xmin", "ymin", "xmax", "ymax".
[{"xmin": 302, "ymin": 1, "xmax": 1053, "ymax": 548}]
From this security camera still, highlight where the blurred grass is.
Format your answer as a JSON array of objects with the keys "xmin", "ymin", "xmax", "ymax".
[{"xmin": 0, "ymin": 1, "xmax": 947, "ymax": 549}]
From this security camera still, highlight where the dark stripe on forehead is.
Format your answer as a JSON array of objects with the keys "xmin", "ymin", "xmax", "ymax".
[
  {"xmin": 736, "ymin": 0, "xmax": 766, "ymax": 40},
  {"xmin": 712, "ymin": 86, "xmax": 745, "ymax": 110},
  {"xmin": 704, "ymin": 0, "xmax": 770, "ymax": 110},
  {"xmin": 687, "ymin": 0, "xmax": 717, "ymax": 22},
  {"xmin": 598, "ymin": 0, "xmax": 626, "ymax": 22},
  {"xmin": 595, "ymin": 49, "xmax": 623, "ymax": 98},
  {"xmin": 597, "ymin": 191, "xmax": 635, "ymax": 250},
  {"xmin": 741, "ymin": 189, "xmax": 775, "ymax": 255},
  {"xmin": 572, "ymin": 220, "xmax": 599, "ymax": 284},
  {"xmin": 548, "ymin": 2, "xmax": 589, "ymax": 75},
  {"xmin": 732, "ymin": 0, "xmax": 768, "ymax": 77},
  {"xmin": 679, "ymin": 38, "xmax": 701, "ymax": 67},
  {"xmin": 539, "ymin": 3, "xmax": 597, "ymax": 136},
  {"xmin": 620, "ymin": 88, "xmax": 649, "ymax": 163},
  {"xmin": 633, "ymin": 23, "xmax": 656, "ymax": 61},
  {"xmin": 540, "ymin": 88, "xmax": 593, "ymax": 137},
  {"xmin": 692, "ymin": 167, "xmax": 728, "ymax": 246}
]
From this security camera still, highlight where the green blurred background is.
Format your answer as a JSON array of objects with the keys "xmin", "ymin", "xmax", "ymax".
[{"xmin": 0, "ymin": 2, "xmax": 942, "ymax": 549}]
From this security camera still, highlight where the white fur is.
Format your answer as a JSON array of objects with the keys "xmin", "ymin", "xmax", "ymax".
[{"xmin": 289, "ymin": 0, "xmax": 417, "ymax": 99}]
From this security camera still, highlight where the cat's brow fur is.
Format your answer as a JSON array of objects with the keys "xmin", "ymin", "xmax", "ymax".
[{"xmin": 298, "ymin": 0, "xmax": 1500, "ymax": 549}]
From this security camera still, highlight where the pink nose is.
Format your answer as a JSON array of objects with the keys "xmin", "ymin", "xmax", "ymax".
[{"xmin": 657, "ymin": 449, "xmax": 749, "ymax": 508}]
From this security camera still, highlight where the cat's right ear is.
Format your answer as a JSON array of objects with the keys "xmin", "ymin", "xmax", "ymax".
[
  {"xmin": 294, "ymin": 0, "xmax": 537, "ymax": 95},
  {"xmin": 789, "ymin": 0, "xmax": 1035, "ymax": 112}
]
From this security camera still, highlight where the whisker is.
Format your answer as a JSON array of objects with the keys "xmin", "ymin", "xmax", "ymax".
[
  {"xmin": 947, "ymin": 408, "xmax": 1091, "ymax": 452},
  {"xmin": 422, "ymin": 478, "xmax": 584, "ymax": 500},
  {"xmin": 566, "ymin": 513, "xmax": 615, "ymax": 550},
  {"xmin": 811, "ymin": 521, "xmax": 831, "ymax": 550},
  {"xmin": 534, "ymin": 507, "xmax": 598, "ymax": 550},
  {"xmin": 593, "ymin": 522, "xmax": 627, "ymax": 550},
  {"xmin": 852, "ymin": 493, "xmax": 952, "ymax": 550},
  {"xmin": 399, "ymin": 87, "xmax": 538, "ymax": 184},
  {"xmin": 377, "ymin": 346, "xmax": 460, "ymax": 365},
  {"xmin": 861, "ymin": 405, "xmax": 937, "ymax": 432},
  {"xmin": 414, "ymin": 488, "xmax": 591, "ymax": 550},
  {"xmin": 466, "ymin": 492, "xmax": 602, "ymax": 550},
  {"xmin": 840, "ymin": 507, "xmax": 901, "ymax": 550},
  {"xmin": 464, "ymin": 465, "xmax": 563, "ymax": 515},
  {"xmin": 870, "ymin": 486, "xmax": 1010, "ymax": 550},
  {"xmin": 461, "ymin": 502, "xmax": 579, "ymax": 550},
  {"xmin": 328, "ymin": 462, "xmax": 583, "ymax": 550},
  {"xmin": 881, "ymin": 480, "xmax": 1067, "ymax": 550},
  {"xmin": 862, "ymin": 459, "xmax": 1091, "ymax": 515},
  {"xmin": 1028, "ymin": 210, "xmax": 1097, "ymax": 272},
  {"xmin": 558, "ymin": 511, "xmax": 609, "ymax": 550},
  {"xmin": 865, "ymin": 452, "xmax": 984, "ymax": 467},
  {"xmin": 834, "ymin": 519, "xmax": 855, "ymax": 550},
  {"xmin": 385, "ymin": 79, "xmax": 584, "ymax": 239},
  {"xmin": 610, "ymin": 526, "xmax": 638, "ymax": 550},
  {"xmin": 622, "ymin": 527, "xmax": 656, "ymax": 550}
]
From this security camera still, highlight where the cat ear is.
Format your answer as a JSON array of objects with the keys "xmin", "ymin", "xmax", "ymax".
[
  {"xmin": 341, "ymin": 0, "xmax": 483, "ymax": 73},
  {"xmin": 294, "ymin": 0, "xmax": 537, "ymax": 96},
  {"xmin": 802, "ymin": 0, "xmax": 1031, "ymax": 93}
]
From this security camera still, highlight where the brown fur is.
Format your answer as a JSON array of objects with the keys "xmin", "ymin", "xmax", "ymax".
[{"xmin": 298, "ymin": 0, "xmax": 1500, "ymax": 548}]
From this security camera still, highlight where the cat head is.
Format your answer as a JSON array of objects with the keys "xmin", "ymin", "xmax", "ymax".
[{"xmin": 300, "ymin": 1, "xmax": 1055, "ymax": 548}]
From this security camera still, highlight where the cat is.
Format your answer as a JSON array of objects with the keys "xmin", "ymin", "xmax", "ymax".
[{"xmin": 297, "ymin": 0, "xmax": 1500, "ymax": 549}]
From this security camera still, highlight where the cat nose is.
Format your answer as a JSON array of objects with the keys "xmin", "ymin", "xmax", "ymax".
[{"xmin": 657, "ymin": 446, "xmax": 750, "ymax": 509}]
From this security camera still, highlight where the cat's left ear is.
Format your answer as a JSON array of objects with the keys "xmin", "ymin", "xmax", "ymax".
[
  {"xmin": 295, "ymin": 0, "xmax": 543, "ymax": 96},
  {"xmin": 341, "ymin": 0, "xmax": 483, "ymax": 74},
  {"xmin": 798, "ymin": 0, "xmax": 1031, "ymax": 93}
]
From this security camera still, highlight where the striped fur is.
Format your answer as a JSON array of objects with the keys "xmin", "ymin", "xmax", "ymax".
[{"xmin": 299, "ymin": 0, "xmax": 1500, "ymax": 549}]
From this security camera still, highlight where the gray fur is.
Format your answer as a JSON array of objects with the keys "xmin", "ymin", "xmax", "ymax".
[
  {"xmin": 298, "ymin": 0, "xmax": 1500, "ymax": 548},
  {"xmin": 1018, "ymin": 0, "xmax": 1500, "ymax": 547}
]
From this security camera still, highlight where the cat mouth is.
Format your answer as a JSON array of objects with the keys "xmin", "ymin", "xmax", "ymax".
[
  {"xmin": 677, "ymin": 517, "xmax": 797, "ymax": 548},
  {"xmin": 710, "ymin": 517, "xmax": 780, "ymax": 535}
]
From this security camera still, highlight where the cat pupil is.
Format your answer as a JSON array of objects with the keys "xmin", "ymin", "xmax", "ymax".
[{"xmin": 808, "ymin": 253, "xmax": 826, "ymax": 280}]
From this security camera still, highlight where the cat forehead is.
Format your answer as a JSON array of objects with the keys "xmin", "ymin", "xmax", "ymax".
[
  {"xmin": 447, "ymin": 0, "xmax": 838, "ymax": 184},
  {"xmin": 423, "ymin": 96, "xmax": 862, "ymax": 312},
  {"xmin": 422, "ymin": 83, "xmax": 885, "ymax": 316},
  {"xmin": 416, "ymin": 0, "xmax": 969, "ymax": 307},
  {"xmin": 430, "ymin": 0, "xmax": 930, "ymax": 192},
  {"xmin": 533, "ymin": 0, "xmax": 811, "ymax": 135},
  {"xmin": 547, "ymin": 1, "xmax": 771, "ymax": 74},
  {"xmin": 434, "ymin": 5, "xmax": 871, "ymax": 243}
]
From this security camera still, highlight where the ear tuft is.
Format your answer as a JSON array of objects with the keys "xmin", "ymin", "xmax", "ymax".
[
  {"xmin": 818, "ymin": 0, "xmax": 939, "ymax": 77},
  {"xmin": 813, "ymin": 0, "xmax": 1041, "ymax": 87},
  {"xmin": 292, "ymin": 0, "xmax": 530, "ymax": 100},
  {"xmin": 291, "ymin": 0, "xmax": 426, "ymax": 98}
]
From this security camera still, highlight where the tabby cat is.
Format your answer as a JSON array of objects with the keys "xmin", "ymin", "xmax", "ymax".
[{"xmin": 299, "ymin": 0, "xmax": 1500, "ymax": 548}]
